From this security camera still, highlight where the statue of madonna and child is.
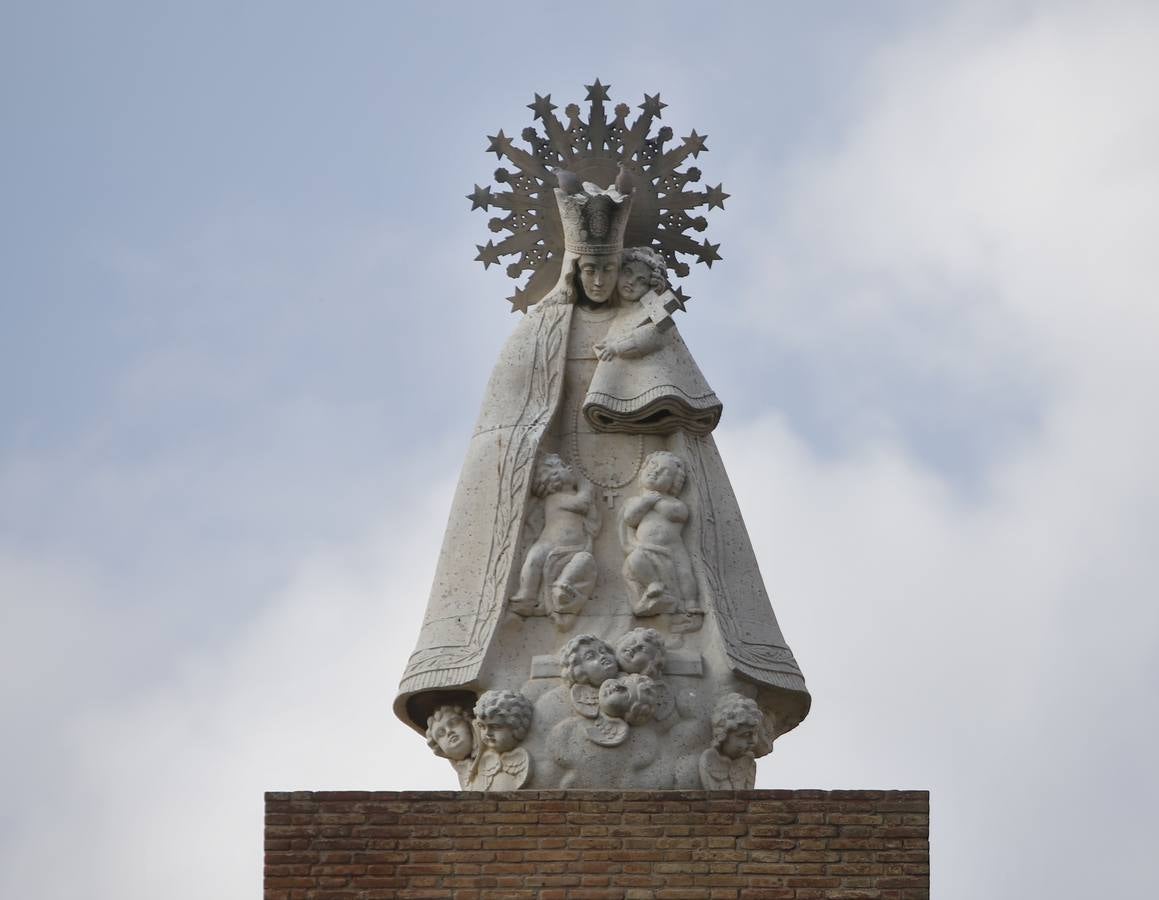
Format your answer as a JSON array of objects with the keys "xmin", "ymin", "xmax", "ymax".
[{"xmin": 393, "ymin": 82, "xmax": 810, "ymax": 790}]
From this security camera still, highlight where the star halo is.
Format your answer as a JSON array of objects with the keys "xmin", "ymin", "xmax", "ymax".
[{"xmin": 467, "ymin": 79, "xmax": 728, "ymax": 312}]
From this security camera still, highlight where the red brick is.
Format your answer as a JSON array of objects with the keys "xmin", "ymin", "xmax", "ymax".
[{"xmin": 264, "ymin": 790, "xmax": 930, "ymax": 896}]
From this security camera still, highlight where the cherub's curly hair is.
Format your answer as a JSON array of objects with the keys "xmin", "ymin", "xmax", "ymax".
[
  {"xmin": 425, "ymin": 704, "xmax": 472, "ymax": 756},
  {"xmin": 614, "ymin": 627, "xmax": 667, "ymax": 678},
  {"xmin": 473, "ymin": 690, "xmax": 533, "ymax": 741},
  {"xmin": 621, "ymin": 246, "xmax": 670, "ymax": 293},
  {"xmin": 532, "ymin": 453, "xmax": 574, "ymax": 498},
  {"xmin": 559, "ymin": 633, "xmax": 617, "ymax": 686},
  {"xmin": 710, "ymin": 693, "xmax": 763, "ymax": 749}
]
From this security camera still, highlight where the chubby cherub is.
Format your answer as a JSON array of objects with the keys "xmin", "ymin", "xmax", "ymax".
[
  {"xmin": 698, "ymin": 693, "xmax": 766, "ymax": 790},
  {"xmin": 559, "ymin": 633, "xmax": 620, "ymax": 719},
  {"xmin": 465, "ymin": 689, "xmax": 533, "ymax": 792},
  {"xmin": 620, "ymin": 451, "xmax": 701, "ymax": 629},
  {"xmin": 587, "ymin": 673, "xmax": 660, "ymax": 747},
  {"xmin": 614, "ymin": 626, "xmax": 666, "ymax": 678},
  {"xmin": 614, "ymin": 627, "xmax": 674, "ymax": 720},
  {"xmin": 511, "ymin": 453, "xmax": 600, "ymax": 629},
  {"xmin": 425, "ymin": 704, "xmax": 475, "ymax": 788}
]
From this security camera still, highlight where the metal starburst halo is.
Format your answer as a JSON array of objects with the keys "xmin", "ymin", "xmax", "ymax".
[{"xmin": 467, "ymin": 78, "xmax": 728, "ymax": 313}]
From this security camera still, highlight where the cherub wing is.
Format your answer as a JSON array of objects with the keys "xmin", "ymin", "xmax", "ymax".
[
  {"xmin": 499, "ymin": 747, "xmax": 531, "ymax": 788},
  {"xmin": 698, "ymin": 748, "xmax": 731, "ymax": 789},
  {"xmin": 586, "ymin": 714, "xmax": 629, "ymax": 747},
  {"xmin": 570, "ymin": 683, "xmax": 600, "ymax": 719}
]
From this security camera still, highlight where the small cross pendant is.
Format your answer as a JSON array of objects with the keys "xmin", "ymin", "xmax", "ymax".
[{"xmin": 602, "ymin": 489, "xmax": 620, "ymax": 509}]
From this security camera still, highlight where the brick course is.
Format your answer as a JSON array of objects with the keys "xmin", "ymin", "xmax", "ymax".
[{"xmin": 265, "ymin": 790, "xmax": 929, "ymax": 899}]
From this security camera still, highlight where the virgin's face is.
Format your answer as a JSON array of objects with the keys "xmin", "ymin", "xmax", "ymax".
[
  {"xmin": 577, "ymin": 254, "xmax": 620, "ymax": 303},
  {"xmin": 432, "ymin": 716, "xmax": 473, "ymax": 760},
  {"xmin": 617, "ymin": 260, "xmax": 652, "ymax": 302}
]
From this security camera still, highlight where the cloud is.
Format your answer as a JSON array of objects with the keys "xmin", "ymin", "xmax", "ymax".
[
  {"xmin": 0, "ymin": 480, "xmax": 458, "ymax": 899},
  {"xmin": 2, "ymin": 3, "xmax": 1156, "ymax": 900}
]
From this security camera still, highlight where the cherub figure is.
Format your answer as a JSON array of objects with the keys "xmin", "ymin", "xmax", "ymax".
[
  {"xmin": 620, "ymin": 451, "xmax": 702, "ymax": 630},
  {"xmin": 698, "ymin": 693, "xmax": 765, "ymax": 790},
  {"xmin": 559, "ymin": 633, "xmax": 620, "ymax": 719},
  {"xmin": 614, "ymin": 626, "xmax": 666, "ymax": 678},
  {"xmin": 613, "ymin": 627, "xmax": 674, "ymax": 720},
  {"xmin": 466, "ymin": 689, "xmax": 533, "ymax": 791},
  {"xmin": 425, "ymin": 704, "xmax": 475, "ymax": 788},
  {"xmin": 587, "ymin": 673, "xmax": 660, "ymax": 747},
  {"xmin": 511, "ymin": 453, "xmax": 600, "ymax": 629}
]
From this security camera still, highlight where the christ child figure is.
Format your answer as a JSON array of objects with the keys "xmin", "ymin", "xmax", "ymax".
[
  {"xmin": 510, "ymin": 453, "xmax": 600, "ymax": 629},
  {"xmin": 620, "ymin": 451, "xmax": 701, "ymax": 626},
  {"xmin": 698, "ymin": 693, "xmax": 765, "ymax": 790},
  {"xmin": 466, "ymin": 689, "xmax": 533, "ymax": 791},
  {"xmin": 593, "ymin": 246, "xmax": 670, "ymax": 361},
  {"xmin": 425, "ymin": 704, "xmax": 475, "ymax": 788}
]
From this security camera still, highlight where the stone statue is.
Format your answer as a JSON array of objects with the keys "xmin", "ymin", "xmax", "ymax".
[
  {"xmin": 510, "ymin": 453, "xmax": 600, "ymax": 629},
  {"xmin": 424, "ymin": 704, "xmax": 475, "ymax": 788},
  {"xmin": 619, "ymin": 450, "xmax": 701, "ymax": 629},
  {"xmin": 393, "ymin": 81, "xmax": 810, "ymax": 790},
  {"xmin": 559, "ymin": 632, "xmax": 620, "ymax": 719},
  {"xmin": 465, "ymin": 689, "xmax": 532, "ymax": 791},
  {"xmin": 698, "ymin": 693, "xmax": 768, "ymax": 790}
]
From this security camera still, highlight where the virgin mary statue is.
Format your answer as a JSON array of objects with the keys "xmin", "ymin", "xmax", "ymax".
[{"xmin": 394, "ymin": 84, "xmax": 810, "ymax": 790}]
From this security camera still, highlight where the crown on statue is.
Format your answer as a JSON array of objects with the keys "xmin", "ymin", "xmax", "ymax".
[{"xmin": 555, "ymin": 183, "xmax": 633, "ymax": 256}]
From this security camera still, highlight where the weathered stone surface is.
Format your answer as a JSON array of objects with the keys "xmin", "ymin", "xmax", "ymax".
[{"xmin": 393, "ymin": 84, "xmax": 810, "ymax": 790}]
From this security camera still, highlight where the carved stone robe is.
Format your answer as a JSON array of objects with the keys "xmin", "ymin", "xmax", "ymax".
[{"xmin": 394, "ymin": 293, "xmax": 811, "ymax": 777}]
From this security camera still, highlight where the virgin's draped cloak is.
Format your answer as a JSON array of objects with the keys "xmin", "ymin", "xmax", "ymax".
[{"xmin": 394, "ymin": 297, "xmax": 810, "ymax": 735}]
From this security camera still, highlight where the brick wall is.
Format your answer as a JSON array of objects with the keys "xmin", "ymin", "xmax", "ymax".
[{"xmin": 265, "ymin": 790, "xmax": 929, "ymax": 899}]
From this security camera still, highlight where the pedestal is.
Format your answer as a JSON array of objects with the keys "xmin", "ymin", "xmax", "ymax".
[{"xmin": 265, "ymin": 790, "xmax": 929, "ymax": 899}]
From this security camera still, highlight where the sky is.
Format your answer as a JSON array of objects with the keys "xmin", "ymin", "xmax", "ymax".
[{"xmin": 1, "ymin": 0, "xmax": 1157, "ymax": 896}]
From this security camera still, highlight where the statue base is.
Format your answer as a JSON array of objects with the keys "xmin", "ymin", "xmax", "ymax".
[{"xmin": 265, "ymin": 789, "xmax": 929, "ymax": 898}]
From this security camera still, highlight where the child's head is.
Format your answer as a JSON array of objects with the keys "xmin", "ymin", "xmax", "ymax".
[
  {"xmin": 425, "ymin": 704, "xmax": 474, "ymax": 761},
  {"xmin": 618, "ymin": 246, "xmax": 669, "ymax": 302},
  {"xmin": 473, "ymin": 689, "xmax": 533, "ymax": 753},
  {"xmin": 532, "ymin": 453, "xmax": 575, "ymax": 498},
  {"xmin": 598, "ymin": 673, "xmax": 659, "ymax": 725},
  {"xmin": 614, "ymin": 627, "xmax": 666, "ymax": 679},
  {"xmin": 559, "ymin": 633, "xmax": 620, "ymax": 686},
  {"xmin": 640, "ymin": 450, "xmax": 687, "ymax": 496},
  {"xmin": 711, "ymin": 693, "xmax": 763, "ymax": 760}
]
